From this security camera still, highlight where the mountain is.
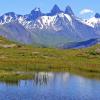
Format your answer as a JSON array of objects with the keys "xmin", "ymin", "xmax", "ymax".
[
  {"xmin": 48, "ymin": 4, "xmax": 62, "ymax": 16},
  {"xmin": 0, "ymin": 22, "xmax": 33, "ymax": 44},
  {"xmin": 62, "ymin": 38, "xmax": 99, "ymax": 49},
  {"xmin": 85, "ymin": 13, "xmax": 100, "ymax": 36},
  {"xmin": 85, "ymin": 13, "xmax": 100, "ymax": 27},
  {"xmin": 0, "ymin": 5, "xmax": 99, "ymax": 48},
  {"xmin": 25, "ymin": 8, "xmax": 44, "ymax": 21},
  {"xmin": 95, "ymin": 13, "xmax": 100, "ymax": 18},
  {"xmin": 65, "ymin": 6, "xmax": 74, "ymax": 16}
]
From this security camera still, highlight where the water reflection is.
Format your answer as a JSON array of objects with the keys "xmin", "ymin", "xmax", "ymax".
[
  {"xmin": 0, "ymin": 72, "xmax": 100, "ymax": 100},
  {"xmin": 0, "ymin": 72, "xmax": 70, "ymax": 86},
  {"xmin": 34, "ymin": 72, "xmax": 50, "ymax": 85},
  {"xmin": 0, "ymin": 80, "xmax": 19, "ymax": 86}
]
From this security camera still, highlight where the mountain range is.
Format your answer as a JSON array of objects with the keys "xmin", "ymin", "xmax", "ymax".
[{"xmin": 0, "ymin": 5, "xmax": 100, "ymax": 48}]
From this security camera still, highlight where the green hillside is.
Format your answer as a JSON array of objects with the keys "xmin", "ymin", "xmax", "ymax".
[{"xmin": 0, "ymin": 36, "xmax": 100, "ymax": 80}]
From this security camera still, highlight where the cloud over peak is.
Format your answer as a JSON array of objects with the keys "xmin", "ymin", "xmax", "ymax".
[{"xmin": 80, "ymin": 9, "xmax": 94, "ymax": 15}]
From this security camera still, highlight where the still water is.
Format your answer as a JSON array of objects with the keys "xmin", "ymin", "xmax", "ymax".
[{"xmin": 0, "ymin": 72, "xmax": 100, "ymax": 100}]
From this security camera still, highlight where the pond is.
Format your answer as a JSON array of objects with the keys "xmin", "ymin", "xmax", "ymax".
[{"xmin": 0, "ymin": 72, "xmax": 100, "ymax": 100}]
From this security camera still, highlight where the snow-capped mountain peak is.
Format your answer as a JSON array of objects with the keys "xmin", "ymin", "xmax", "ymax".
[
  {"xmin": 33, "ymin": 8, "xmax": 41, "ymax": 12},
  {"xmin": 65, "ymin": 6, "xmax": 74, "ymax": 16},
  {"xmin": 23, "ymin": 7, "xmax": 43, "ymax": 21},
  {"xmin": 85, "ymin": 13, "xmax": 100, "ymax": 27},
  {"xmin": 95, "ymin": 13, "xmax": 100, "ymax": 18},
  {"xmin": 0, "ymin": 12, "xmax": 17, "ymax": 24},
  {"xmin": 31, "ymin": 8, "xmax": 42, "ymax": 14}
]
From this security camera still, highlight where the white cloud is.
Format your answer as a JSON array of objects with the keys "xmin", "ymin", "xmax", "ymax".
[{"xmin": 80, "ymin": 9, "xmax": 94, "ymax": 15}]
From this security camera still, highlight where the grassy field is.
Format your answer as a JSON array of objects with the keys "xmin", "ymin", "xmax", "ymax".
[{"xmin": 0, "ymin": 36, "xmax": 100, "ymax": 80}]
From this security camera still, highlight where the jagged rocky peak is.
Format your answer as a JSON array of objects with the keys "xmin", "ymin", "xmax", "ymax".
[
  {"xmin": 50, "ymin": 4, "xmax": 62, "ymax": 15},
  {"xmin": 0, "ymin": 12, "xmax": 17, "ymax": 23},
  {"xmin": 0, "ymin": 12, "xmax": 16, "ymax": 18},
  {"xmin": 4, "ymin": 12, "xmax": 16, "ymax": 16},
  {"xmin": 26, "ymin": 7, "xmax": 43, "ymax": 20},
  {"xmin": 30, "ymin": 7, "xmax": 42, "ymax": 16},
  {"xmin": 65, "ymin": 6, "xmax": 74, "ymax": 16},
  {"xmin": 95, "ymin": 13, "xmax": 100, "ymax": 18},
  {"xmin": 31, "ymin": 7, "xmax": 41, "ymax": 13}
]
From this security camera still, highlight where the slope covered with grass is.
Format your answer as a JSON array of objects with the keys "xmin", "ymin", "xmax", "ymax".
[{"xmin": 0, "ymin": 36, "xmax": 100, "ymax": 80}]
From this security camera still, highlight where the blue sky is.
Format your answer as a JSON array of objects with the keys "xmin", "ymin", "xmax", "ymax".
[{"xmin": 0, "ymin": 0, "xmax": 99, "ymax": 18}]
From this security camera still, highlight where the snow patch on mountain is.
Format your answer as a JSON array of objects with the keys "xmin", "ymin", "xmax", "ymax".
[{"xmin": 85, "ymin": 17, "xmax": 100, "ymax": 27}]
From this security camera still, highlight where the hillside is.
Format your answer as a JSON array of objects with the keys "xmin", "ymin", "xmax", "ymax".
[{"xmin": 0, "ymin": 36, "xmax": 100, "ymax": 73}]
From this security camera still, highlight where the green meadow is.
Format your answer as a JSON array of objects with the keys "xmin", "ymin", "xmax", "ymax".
[{"xmin": 0, "ymin": 36, "xmax": 100, "ymax": 80}]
